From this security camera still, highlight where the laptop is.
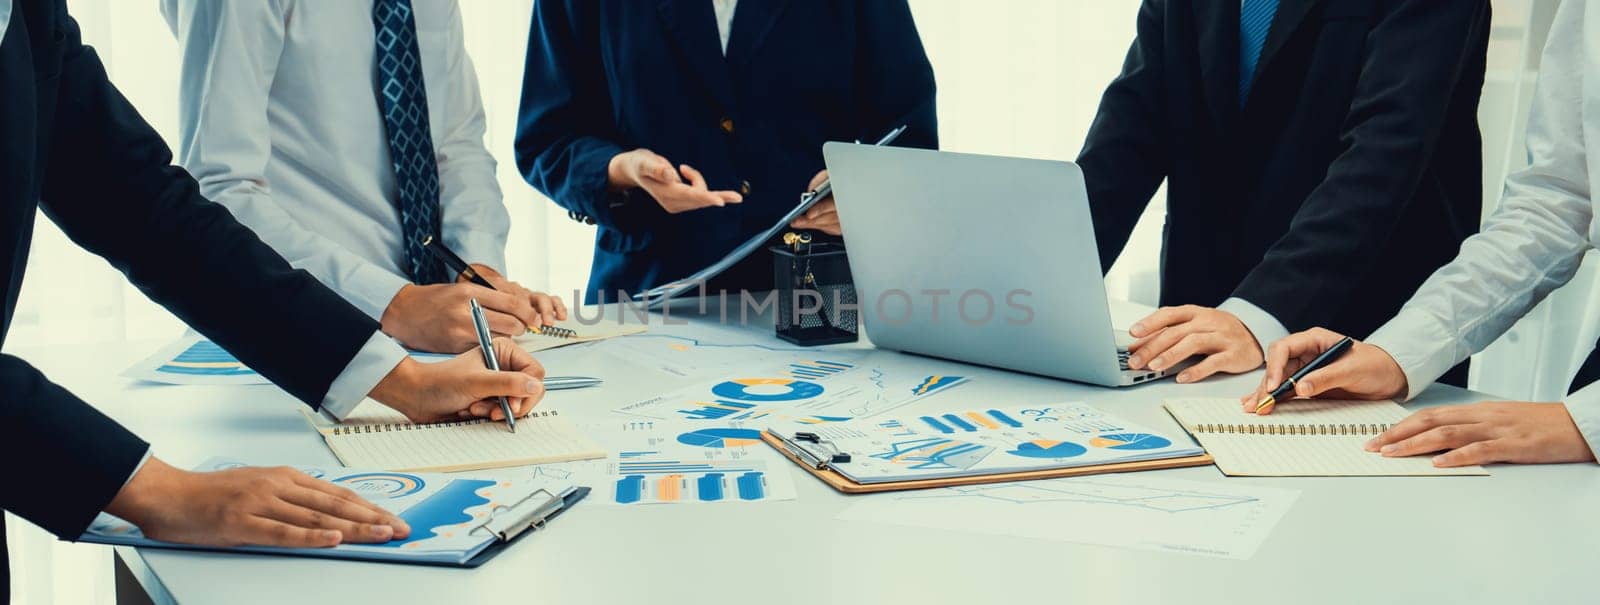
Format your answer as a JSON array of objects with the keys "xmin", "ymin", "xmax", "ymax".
[{"xmin": 822, "ymin": 143, "xmax": 1180, "ymax": 387}]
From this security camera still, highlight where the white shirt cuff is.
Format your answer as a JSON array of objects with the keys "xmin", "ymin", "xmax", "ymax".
[
  {"xmin": 1218, "ymin": 297, "xmax": 1289, "ymax": 358},
  {"xmin": 118, "ymin": 449, "xmax": 154, "ymax": 493},
  {"xmin": 318, "ymin": 332, "xmax": 409, "ymax": 421},
  {"xmin": 449, "ymin": 231, "xmax": 508, "ymax": 279},
  {"xmin": 1562, "ymin": 383, "xmax": 1600, "ymax": 464},
  {"xmin": 1365, "ymin": 306, "xmax": 1464, "ymax": 402},
  {"xmin": 344, "ymin": 263, "xmax": 412, "ymax": 322}
]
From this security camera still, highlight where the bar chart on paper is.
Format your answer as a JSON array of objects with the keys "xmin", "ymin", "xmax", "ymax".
[
  {"xmin": 609, "ymin": 457, "xmax": 790, "ymax": 505},
  {"xmin": 574, "ymin": 421, "xmax": 799, "ymax": 506}
]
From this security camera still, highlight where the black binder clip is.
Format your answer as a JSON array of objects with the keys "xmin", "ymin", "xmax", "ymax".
[{"xmin": 794, "ymin": 432, "xmax": 851, "ymax": 464}]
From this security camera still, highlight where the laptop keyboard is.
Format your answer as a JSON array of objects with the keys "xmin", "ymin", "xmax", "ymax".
[{"xmin": 1117, "ymin": 350, "xmax": 1132, "ymax": 371}]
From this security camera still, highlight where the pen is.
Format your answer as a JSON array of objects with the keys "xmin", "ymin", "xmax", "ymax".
[
  {"xmin": 470, "ymin": 299, "xmax": 517, "ymax": 433},
  {"xmin": 422, "ymin": 236, "xmax": 575, "ymax": 338},
  {"xmin": 544, "ymin": 376, "xmax": 603, "ymax": 391},
  {"xmin": 1255, "ymin": 336, "xmax": 1355, "ymax": 414}
]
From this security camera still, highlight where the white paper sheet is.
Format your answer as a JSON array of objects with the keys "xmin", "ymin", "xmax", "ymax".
[{"xmin": 837, "ymin": 475, "xmax": 1299, "ymax": 560}]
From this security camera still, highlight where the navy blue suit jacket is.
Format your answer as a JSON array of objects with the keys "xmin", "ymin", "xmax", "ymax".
[
  {"xmin": 1, "ymin": 1, "xmax": 381, "ymax": 596},
  {"xmin": 516, "ymin": 0, "xmax": 937, "ymax": 302}
]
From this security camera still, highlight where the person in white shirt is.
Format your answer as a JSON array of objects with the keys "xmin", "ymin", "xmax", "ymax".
[
  {"xmin": 162, "ymin": 0, "xmax": 565, "ymax": 354},
  {"xmin": 1243, "ymin": 0, "xmax": 1600, "ymax": 468}
]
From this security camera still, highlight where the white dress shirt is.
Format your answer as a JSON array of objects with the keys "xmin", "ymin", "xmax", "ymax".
[
  {"xmin": 1366, "ymin": 0, "xmax": 1600, "ymax": 461},
  {"xmin": 160, "ymin": 0, "xmax": 509, "ymax": 320},
  {"xmin": 160, "ymin": 0, "xmax": 508, "ymax": 418},
  {"xmin": 713, "ymin": 0, "xmax": 737, "ymax": 54}
]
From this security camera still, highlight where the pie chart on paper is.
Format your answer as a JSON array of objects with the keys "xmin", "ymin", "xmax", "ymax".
[
  {"xmin": 1007, "ymin": 439, "xmax": 1087, "ymax": 459},
  {"xmin": 676, "ymin": 428, "xmax": 764, "ymax": 449},
  {"xmin": 1088, "ymin": 433, "xmax": 1173, "ymax": 450}
]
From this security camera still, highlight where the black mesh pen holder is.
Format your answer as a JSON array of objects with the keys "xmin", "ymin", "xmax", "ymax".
[{"xmin": 771, "ymin": 236, "xmax": 859, "ymax": 346}]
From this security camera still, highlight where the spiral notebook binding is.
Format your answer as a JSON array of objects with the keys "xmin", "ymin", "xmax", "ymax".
[
  {"xmin": 1192, "ymin": 422, "xmax": 1392, "ymax": 436},
  {"xmin": 536, "ymin": 325, "xmax": 578, "ymax": 339},
  {"xmin": 330, "ymin": 409, "xmax": 561, "ymax": 436}
]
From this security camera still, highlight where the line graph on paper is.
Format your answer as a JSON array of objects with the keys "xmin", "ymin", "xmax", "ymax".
[{"xmin": 836, "ymin": 475, "xmax": 1299, "ymax": 560}]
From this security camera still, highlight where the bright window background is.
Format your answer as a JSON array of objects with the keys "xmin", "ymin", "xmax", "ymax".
[{"xmin": 2, "ymin": 1, "xmax": 1560, "ymax": 603}]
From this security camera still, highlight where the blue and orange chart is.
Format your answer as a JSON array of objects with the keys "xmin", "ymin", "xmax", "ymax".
[
  {"xmin": 676, "ymin": 428, "xmax": 763, "ymax": 448},
  {"xmin": 1089, "ymin": 433, "xmax": 1173, "ymax": 450},
  {"xmin": 615, "ymin": 355, "xmax": 970, "ymax": 423},
  {"xmin": 609, "ymin": 457, "xmax": 790, "ymax": 505}
]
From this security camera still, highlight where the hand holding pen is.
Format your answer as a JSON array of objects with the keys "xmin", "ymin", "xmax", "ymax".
[
  {"xmin": 1242, "ymin": 328, "xmax": 1411, "ymax": 414},
  {"xmin": 422, "ymin": 236, "xmax": 570, "ymax": 336}
]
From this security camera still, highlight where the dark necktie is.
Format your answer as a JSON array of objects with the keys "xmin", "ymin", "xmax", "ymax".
[
  {"xmin": 374, "ymin": 0, "xmax": 449, "ymax": 285},
  {"xmin": 1239, "ymin": 0, "xmax": 1279, "ymax": 105}
]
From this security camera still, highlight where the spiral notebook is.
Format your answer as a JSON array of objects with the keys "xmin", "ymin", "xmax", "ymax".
[
  {"xmin": 514, "ymin": 320, "xmax": 647, "ymax": 353},
  {"xmin": 1163, "ymin": 398, "xmax": 1487, "ymax": 477},
  {"xmin": 301, "ymin": 402, "xmax": 606, "ymax": 472}
]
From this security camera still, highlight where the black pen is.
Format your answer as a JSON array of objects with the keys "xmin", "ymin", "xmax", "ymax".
[
  {"xmin": 1256, "ymin": 336, "xmax": 1354, "ymax": 414},
  {"xmin": 421, "ymin": 236, "xmax": 574, "ymax": 338}
]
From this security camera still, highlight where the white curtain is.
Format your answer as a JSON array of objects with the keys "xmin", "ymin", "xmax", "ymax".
[{"xmin": 3, "ymin": 1, "xmax": 1548, "ymax": 603}]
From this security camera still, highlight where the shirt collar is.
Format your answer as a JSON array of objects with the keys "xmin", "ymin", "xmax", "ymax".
[{"xmin": 0, "ymin": 0, "xmax": 13, "ymax": 46}]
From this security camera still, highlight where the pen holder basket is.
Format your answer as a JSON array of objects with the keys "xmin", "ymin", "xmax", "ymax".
[{"xmin": 770, "ymin": 241, "xmax": 859, "ymax": 346}]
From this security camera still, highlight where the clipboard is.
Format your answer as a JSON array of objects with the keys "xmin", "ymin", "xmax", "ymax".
[
  {"xmin": 81, "ymin": 487, "xmax": 591, "ymax": 569},
  {"xmin": 762, "ymin": 431, "xmax": 1214, "ymax": 494}
]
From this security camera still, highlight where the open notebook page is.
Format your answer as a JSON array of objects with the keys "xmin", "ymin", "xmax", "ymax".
[
  {"xmin": 1165, "ymin": 397, "xmax": 1412, "ymax": 429},
  {"xmin": 1164, "ymin": 398, "xmax": 1486, "ymax": 477},
  {"xmin": 302, "ymin": 402, "xmax": 605, "ymax": 473}
]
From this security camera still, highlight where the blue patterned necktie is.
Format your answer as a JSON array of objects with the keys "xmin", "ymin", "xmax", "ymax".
[
  {"xmin": 374, "ymin": 0, "xmax": 449, "ymax": 285},
  {"xmin": 1239, "ymin": 0, "xmax": 1279, "ymax": 105}
]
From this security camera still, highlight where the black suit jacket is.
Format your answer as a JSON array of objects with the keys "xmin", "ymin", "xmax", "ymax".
[
  {"xmin": 1, "ymin": 1, "xmax": 382, "ymax": 597},
  {"xmin": 1079, "ymin": 0, "xmax": 1488, "ymax": 338}
]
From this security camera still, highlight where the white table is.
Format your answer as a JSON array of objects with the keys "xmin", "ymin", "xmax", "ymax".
[{"xmin": 19, "ymin": 303, "xmax": 1598, "ymax": 605}]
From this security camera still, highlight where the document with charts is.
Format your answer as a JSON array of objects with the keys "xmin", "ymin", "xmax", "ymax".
[
  {"xmin": 837, "ymin": 474, "xmax": 1298, "ymax": 560},
  {"xmin": 1164, "ymin": 398, "xmax": 1489, "ymax": 476},
  {"xmin": 769, "ymin": 403, "xmax": 1203, "ymax": 484},
  {"xmin": 533, "ymin": 419, "xmax": 798, "ymax": 507},
  {"xmin": 612, "ymin": 354, "xmax": 970, "ymax": 423},
  {"xmin": 80, "ymin": 459, "xmax": 587, "ymax": 566}
]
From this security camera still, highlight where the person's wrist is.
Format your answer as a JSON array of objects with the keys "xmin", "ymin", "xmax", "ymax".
[
  {"xmin": 606, "ymin": 153, "xmax": 633, "ymax": 192},
  {"xmin": 105, "ymin": 457, "xmax": 187, "ymax": 528},
  {"xmin": 370, "ymin": 357, "xmax": 426, "ymax": 420},
  {"xmin": 380, "ymin": 285, "xmax": 419, "ymax": 335},
  {"xmin": 1366, "ymin": 342, "xmax": 1411, "ymax": 399}
]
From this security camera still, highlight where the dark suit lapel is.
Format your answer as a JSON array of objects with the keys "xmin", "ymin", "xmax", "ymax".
[
  {"xmin": 1193, "ymin": 1, "xmax": 1238, "ymax": 133},
  {"xmin": 723, "ymin": 0, "xmax": 791, "ymax": 66},
  {"xmin": 655, "ymin": 0, "xmax": 736, "ymax": 110},
  {"xmin": 1254, "ymin": 0, "xmax": 1320, "ymax": 83}
]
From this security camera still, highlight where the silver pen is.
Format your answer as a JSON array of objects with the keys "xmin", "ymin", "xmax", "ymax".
[
  {"xmin": 469, "ymin": 299, "xmax": 516, "ymax": 433},
  {"xmin": 544, "ymin": 376, "xmax": 603, "ymax": 391}
]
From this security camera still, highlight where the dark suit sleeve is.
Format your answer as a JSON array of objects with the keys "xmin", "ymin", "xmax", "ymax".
[
  {"xmin": 1075, "ymin": 0, "xmax": 1172, "ymax": 273},
  {"xmin": 854, "ymin": 0, "xmax": 938, "ymax": 149},
  {"xmin": 1232, "ymin": 0, "xmax": 1489, "ymax": 329},
  {"xmin": 1, "ymin": 355, "xmax": 148, "ymax": 540},
  {"xmin": 37, "ymin": 12, "xmax": 380, "ymax": 407},
  {"xmin": 514, "ymin": 0, "xmax": 630, "ymax": 229}
]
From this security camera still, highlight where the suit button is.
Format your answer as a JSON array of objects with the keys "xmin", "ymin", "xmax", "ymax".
[
  {"xmin": 720, "ymin": 117, "xmax": 735, "ymax": 134},
  {"xmin": 739, "ymin": 180, "xmax": 752, "ymax": 195}
]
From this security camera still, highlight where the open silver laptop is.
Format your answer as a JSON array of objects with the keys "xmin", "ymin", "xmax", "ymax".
[{"xmin": 822, "ymin": 143, "xmax": 1178, "ymax": 387}]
